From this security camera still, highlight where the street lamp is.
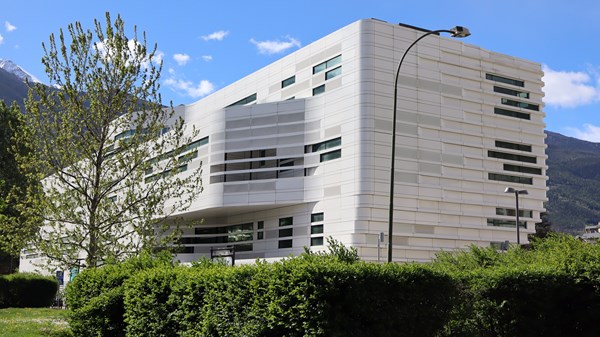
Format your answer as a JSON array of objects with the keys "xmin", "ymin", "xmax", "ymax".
[
  {"xmin": 504, "ymin": 187, "xmax": 528, "ymax": 245},
  {"xmin": 387, "ymin": 26, "xmax": 470, "ymax": 263}
]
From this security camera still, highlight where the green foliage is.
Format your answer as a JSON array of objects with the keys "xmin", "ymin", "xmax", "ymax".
[
  {"xmin": 0, "ymin": 100, "xmax": 40, "ymax": 257},
  {"xmin": 19, "ymin": 12, "xmax": 202, "ymax": 270},
  {"xmin": 65, "ymin": 252, "xmax": 173, "ymax": 337},
  {"xmin": 301, "ymin": 236, "xmax": 360, "ymax": 264},
  {"xmin": 0, "ymin": 273, "xmax": 58, "ymax": 308}
]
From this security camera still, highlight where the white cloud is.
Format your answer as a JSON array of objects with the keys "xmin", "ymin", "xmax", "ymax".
[
  {"xmin": 250, "ymin": 36, "xmax": 301, "ymax": 55},
  {"xmin": 95, "ymin": 39, "xmax": 163, "ymax": 69},
  {"xmin": 173, "ymin": 53, "xmax": 190, "ymax": 66},
  {"xmin": 0, "ymin": 34, "xmax": 3, "ymax": 45},
  {"xmin": 5, "ymin": 21, "xmax": 16, "ymax": 32},
  {"xmin": 164, "ymin": 77, "xmax": 215, "ymax": 98},
  {"xmin": 201, "ymin": 55, "xmax": 213, "ymax": 62},
  {"xmin": 201, "ymin": 30, "xmax": 228, "ymax": 41},
  {"xmin": 566, "ymin": 124, "xmax": 600, "ymax": 142},
  {"xmin": 542, "ymin": 65, "xmax": 600, "ymax": 108}
]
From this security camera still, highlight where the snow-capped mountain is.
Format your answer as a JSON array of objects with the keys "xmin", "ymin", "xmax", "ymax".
[{"xmin": 0, "ymin": 58, "xmax": 41, "ymax": 84}]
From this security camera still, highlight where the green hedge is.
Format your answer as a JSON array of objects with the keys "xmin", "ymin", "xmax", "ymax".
[
  {"xmin": 0, "ymin": 273, "xmax": 58, "ymax": 308},
  {"xmin": 123, "ymin": 256, "xmax": 456, "ymax": 337}
]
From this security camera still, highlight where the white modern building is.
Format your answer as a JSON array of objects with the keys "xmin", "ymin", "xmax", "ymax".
[{"xmin": 22, "ymin": 18, "xmax": 547, "ymax": 268}]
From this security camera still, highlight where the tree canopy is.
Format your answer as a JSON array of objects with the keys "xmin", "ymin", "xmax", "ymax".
[{"xmin": 20, "ymin": 13, "xmax": 202, "ymax": 270}]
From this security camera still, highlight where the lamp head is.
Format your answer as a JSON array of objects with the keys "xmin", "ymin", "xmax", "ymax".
[
  {"xmin": 450, "ymin": 26, "xmax": 471, "ymax": 38},
  {"xmin": 504, "ymin": 187, "xmax": 528, "ymax": 195}
]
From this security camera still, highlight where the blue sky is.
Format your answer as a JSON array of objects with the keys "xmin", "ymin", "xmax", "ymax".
[{"xmin": 1, "ymin": 0, "xmax": 600, "ymax": 141}]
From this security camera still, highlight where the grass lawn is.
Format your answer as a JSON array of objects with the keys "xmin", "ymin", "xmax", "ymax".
[{"xmin": 0, "ymin": 308, "xmax": 72, "ymax": 337}]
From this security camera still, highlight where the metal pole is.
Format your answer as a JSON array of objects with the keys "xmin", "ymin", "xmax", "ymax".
[
  {"xmin": 388, "ymin": 29, "xmax": 456, "ymax": 263},
  {"xmin": 515, "ymin": 192, "xmax": 520, "ymax": 245}
]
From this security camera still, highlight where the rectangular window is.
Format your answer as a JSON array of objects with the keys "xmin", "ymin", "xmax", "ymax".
[
  {"xmin": 257, "ymin": 221, "xmax": 264, "ymax": 230},
  {"xmin": 279, "ymin": 228, "xmax": 293, "ymax": 237},
  {"xmin": 325, "ymin": 66, "xmax": 342, "ymax": 80},
  {"xmin": 257, "ymin": 232, "xmax": 264, "ymax": 240},
  {"xmin": 282, "ymin": 76, "xmax": 295, "ymax": 88},
  {"xmin": 312, "ymin": 84, "xmax": 325, "ymax": 96},
  {"xmin": 311, "ymin": 224, "xmax": 324, "ymax": 234},
  {"xmin": 487, "ymin": 218, "xmax": 527, "ymax": 228},
  {"xmin": 279, "ymin": 217, "xmax": 293, "ymax": 227},
  {"xmin": 178, "ymin": 150, "xmax": 198, "ymax": 163},
  {"xmin": 503, "ymin": 164, "xmax": 542, "ymax": 175},
  {"xmin": 496, "ymin": 208, "xmax": 533, "ymax": 218},
  {"xmin": 494, "ymin": 107, "xmax": 530, "ymax": 120},
  {"xmin": 495, "ymin": 140, "xmax": 532, "ymax": 152},
  {"xmin": 501, "ymin": 98, "xmax": 539, "ymax": 111},
  {"xmin": 488, "ymin": 173, "xmax": 533, "ymax": 185},
  {"xmin": 493, "ymin": 86, "xmax": 529, "ymax": 99},
  {"xmin": 278, "ymin": 239, "xmax": 293, "ymax": 249},
  {"xmin": 486, "ymin": 74, "xmax": 524, "ymax": 87},
  {"xmin": 186, "ymin": 136, "xmax": 209, "ymax": 151},
  {"xmin": 311, "ymin": 237, "xmax": 324, "ymax": 246},
  {"xmin": 226, "ymin": 93, "xmax": 257, "ymax": 107},
  {"xmin": 115, "ymin": 129, "xmax": 135, "ymax": 141},
  {"xmin": 320, "ymin": 149, "xmax": 341, "ymax": 162},
  {"xmin": 488, "ymin": 150, "xmax": 537, "ymax": 164},
  {"xmin": 235, "ymin": 243, "xmax": 253, "ymax": 252},
  {"xmin": 308, "ymin": 137, "xmax": 341, "ymax": 153},
  {"xmin": 313, "ymin": 55, "xmax": 342, "ymax": 74},
  {"xmin": 311, "ymin": 212, "xmax": 324, "ymax": 222}
]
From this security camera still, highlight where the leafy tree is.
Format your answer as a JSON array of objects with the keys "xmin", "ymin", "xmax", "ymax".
[
  {"xmin": 0, "ymin": 100, "xmax": 40, "ymax": 261},
  {"xmin": 19, "ymin": 13, "xmax": 202, "ymax": 271}
]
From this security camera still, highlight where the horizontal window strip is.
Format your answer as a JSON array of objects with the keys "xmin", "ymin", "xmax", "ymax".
[
  {"xmin": 503, "ymin": 164, "xmax": 542, "ymax": 175},
  {"xmin": 487, "ymin": 218, "xmax": 527, "ymax": 228},
  {"xmin": 495, "ymin": 140, "xmax": 532, "ymax": 152},
  {"xmin": 488, "ymin": 172, "xmax": 533, "ymax": 185},
  {"xmin": 494, "ymin": 86, "xmax": 529, "ymax": 98},
  {"xmin": 501, "ymin": 98, "xmax": 539, "ymax": 111},
  {"xmin": 486, "ymin": 73, "xmax": 524, "ymax": 87},
  {"xmin": 488, "ymin": 150, "xmax": 537, "ymax": 164},
  {"xmin": 494, "ymin": 107, "xmax": 530, "ymax": 120}
]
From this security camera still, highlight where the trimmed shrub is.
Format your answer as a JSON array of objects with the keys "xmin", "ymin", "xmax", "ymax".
[
  {"xmin": 0, "ymin": 273, "xmax": 58, "ymax": 308},
  {"xmin": 65, "ymin": 252, "xmax": 174, "ymax": 337}
]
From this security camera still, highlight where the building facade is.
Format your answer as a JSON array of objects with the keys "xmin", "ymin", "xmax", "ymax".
[{"xmin": 22, "ymin": 18, "xmax": 547, "ymax": 269}]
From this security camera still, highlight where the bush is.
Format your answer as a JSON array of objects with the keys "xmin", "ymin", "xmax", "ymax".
[
  {"xmin": 0, "ymin": 273, "xmax": 58, "ymax": 308},
  {"xmin": 65, "ymin": 252, "xmax": 174, "ymax": 337}
]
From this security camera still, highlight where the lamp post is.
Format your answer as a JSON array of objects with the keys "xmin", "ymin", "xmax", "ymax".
[
  {"xmin": 387, "ymin": 26, "xmax": 470, "ymax": 263},
  {"xmin": 504, "ymin": 187, "xmax": 528, "ymax": 245}
]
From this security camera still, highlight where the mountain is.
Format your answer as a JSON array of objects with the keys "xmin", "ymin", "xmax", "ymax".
[
  {"xmin": 0, "ymin": 66, "xmax": 29, "ymax": 108},
  {"xmin": 545, "ymin": 131, "xmax": 600, "ymax": 234},
  {"xmin": 0, "ymin": 59, "xmax": 41, "ymax": 84}
]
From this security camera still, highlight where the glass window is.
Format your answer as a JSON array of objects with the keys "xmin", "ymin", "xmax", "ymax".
[
  {"xmin": 486, "ymin": 74, "xmax": 524, "ymax": 87},
  {"xmin": 487, "ymin": 218, "xmax": 527, "ymax": 228},
  {"xmin": 494, "ymin": 107, "xmax": 530, "ymax": 120},
  {"xmin": 279, "ymin": 228, "xmax": 293, "ymax": 237},
  {"xmin": 501, "ymin": 98, "xmax": 539, "ymax": 111},
  {"xmin": 235, "ymin": 243, "xmax": 253, "ymax": 252},
  {"xmin": 311, "ymin": 225, "xmax": 324, "ymax": 234},
  {"xmin": 311, "ymin": 237, "xmax": 324, "ymax": 246},
  {"xmin": 313, "ymin": 62, "xmax": 327, "ymax": 74},
  {"xmin": 313, "ymin": 55, "xmax": 342, "ymax": 74},
  {"xmin": 186, "ymin": 136, "xmax": 209, "ymax": 151},
  {"xmin": 278, "ymin": 239, "xmax": 293, "ymax": 249},
  {"xmin": 308, "ymin": 137, "xmax": 341, "ymax": 153},
  {"xmin": 495, "ymin": 140, "xmax": 532, "ymax": 152},
  {"xmin": 115, "ymin": 129, "xmax": 135, "ymax": 141},
  {"xmin": 320, "ymin": 149, "xmax": 341, "ymax": 162},
  {"xmin": 488, "ymin": 150, "xmax": 537, "ymax": 164},
  {"xmin": 282, "ymin": 76, "xmax": 295, "ymax": 88},
  {"xmin": 496, "ymin": 208, "xmax": 533, "ymax": 218},
  {"xmin": 493, "ymin": 86, "xmax": 529, "ymax": 99},
  {"xmin": 503, "ymin": 164, "xmax": 542, "ymax": 175},
  {"xmin": 325, "ymin": 66, "xmax": 342, "ymax": 80},
  {"xmin": 226, "ymin": 93, "xmax": 257, "ymax": 107},
  {"xmin": 488, "ymin": 173, "xmax": 533, "ymax": 185},
  {"xmin": 257, "ymin": 232, "xmax": 264, "ymax": 240},
  {"xmin": 311, "ymin": 212, "xmax": 324, "ymax": 223},
  {"xmin": 257, "ymin": 221, "xmax": 264, "ymax": 230},
  {"xmin": 313, "ymin": 84, "xmax": 325, "ymax": 96},
  {"xmin": 279, "ymin": 217, "xmax": 293, "ymax": 227}
]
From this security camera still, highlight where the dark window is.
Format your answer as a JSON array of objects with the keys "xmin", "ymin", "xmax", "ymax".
[
  {"xmin": 311, "ymin": 237, "xmax": 324, "ymax": 246},
  {"xmin": 235, "ymin": 243, "xmax": 253, "ymax": 252},
  {"xmin": 501, "ymin": 98, "xmax": 539, "ymax": 111},
  {"xmin": 311, "ymin": 225, "xmax": 324, "ymax": 234},
  {"xmin": 257, "ymin": 221, "xmax": 264, "ymax": 230},
  {"xmin": 282, "ymin": 76, "xmax": 295, "ymax": 88},
  {"xmin": 495, "ymin": 140, "xmax": 532, "ymax": 152},
  {"xmin": 279, "ymin": 228, "xmax": 293, "ymax": 237},
  {"xmin": 278, "ymin": 239, "xmax": 293, "ymax": 249},
  {"xmin": 226, "ymin": 93, "xmax": 257, "ymax": 107},
  {"xmin": 320, "ymin": 149, "xmax": 341, "ymax": 162},
  {"xmin": 503, "ymin": 164, "xmax": 542, "ymax": 175},
  {"xmin": 313, "ymin": 84, "xmax": 325, "ymax": 96},
  {"xmin": 494, "ymin": 107, "xmax": 530, "ymax": 120},
  {"xmin": 493, "ymin": 86, "xmax": 529, "ymax": 98},
  {"xmin": 257, "ymin": 232, "xmax": 264, "ymax": 240},
  {"xmin": 496, "ymin": 208, "xmax": 533, "ymax": 218},
  {"xmin": 279, "ymin": 217, "xmax": 293, "ymax": 227},
  {"xmin": 486, "ymin": 74, "xmax": 524, "ymax": 87},
  {"xmin": 488, "ymin": 150, "xmax": 537, "ymax": 164},
  {"xmin": 325, "ymin": 66, "xmax": 342, "ymax": 80},
  {"xmin": 487, "ymin": 218, "xmax": 527, "ymax": 228},
  {"xmin": 307, "ymin": 137, "xmax": 341, "ymax": 153},
  {"xmin": 311, "ymin": 212, "xmax": 324, "ymax": 222},
  {"xmin": 488, "ymin": 173, "xmax": 533, "ymax": 185},
  {"xmin": 313, "ymin": 55, "xmax": 342, "ymax": 74}
]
